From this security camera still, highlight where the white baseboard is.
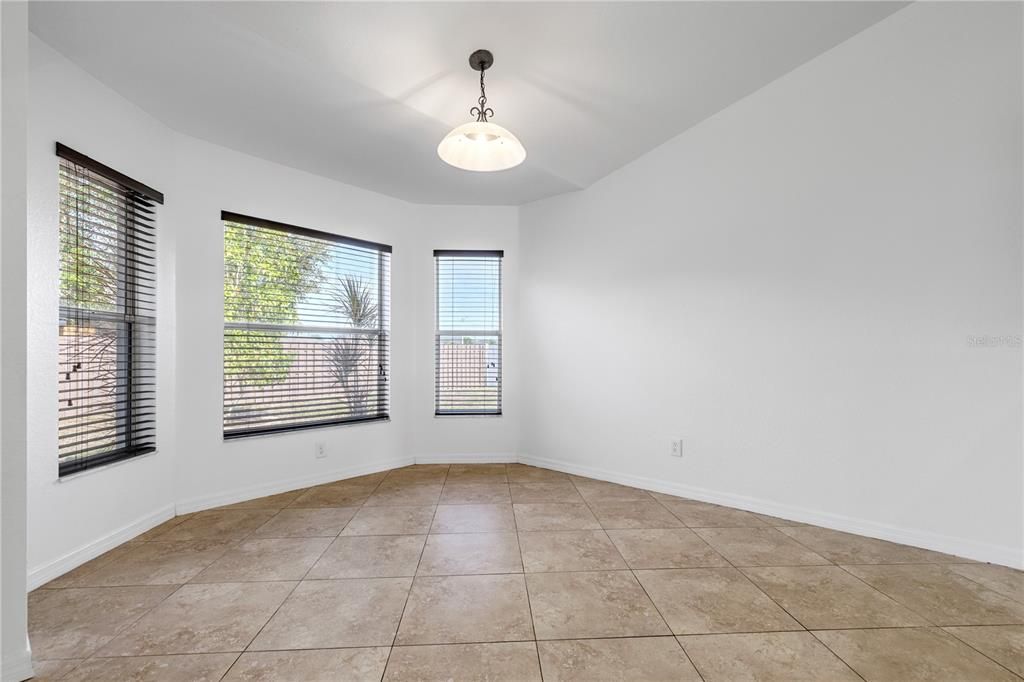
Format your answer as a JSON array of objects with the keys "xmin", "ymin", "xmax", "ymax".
[
  {"xmin": 519, "ymin": 454, "xmax": 1023, "ymax": 570},
  {"xmin": 27, "ymin": 453, "xmax": 457, "ymax": 588},
  {"xmin": 414, "ymin": 453, "xmax": 519, "ymax": 464},
  {"xmin": 2, "ymin": 650, "xmax": 34, "ymax": 682},
  {"xmin": 27, "ymin": 503, "xmax": 176, "ymax": 591},
  {"xmin": 176, "ymin": 455, "xmax": 416, "ymax": 514},
  {"xmin": 33, "ymin": 450, "xmax": 1020, "ymax": 594}
]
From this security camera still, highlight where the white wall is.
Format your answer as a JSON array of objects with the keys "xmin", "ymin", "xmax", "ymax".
[
  {"xmin": 26, "ymin": 36, "xmax": 519, "ymax": 585},
  {"xmin": 519, "ymin": 3, "xmax": 1024, "ymax": 568},
  {"xmin": 171, "ymin": 136, "xmax": 520, "ymax": 512},
  {"xmin": 409, "ymin": 207, "xmax": 520, "ymax": 463},
  {"xmin": 24, "ymin": 0, "xmax": 1023, "ymax": 587},
  {"xmin": 27, "ymin": 36, "xmax": 179, "ymax": 585}
]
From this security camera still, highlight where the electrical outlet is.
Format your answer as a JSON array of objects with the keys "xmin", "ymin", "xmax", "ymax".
[
  {"xmin": 671, "ymin": 439, "xmax": 683, "ymax": 457},
  {"xmin": 315, "ymin": 442, "xmax": 327, "ymax": 459}
]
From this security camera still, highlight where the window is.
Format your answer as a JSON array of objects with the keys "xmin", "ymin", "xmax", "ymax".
[
  {"xmin": 222, "ymin": 212, "xmax": 391, "ymax": 438},
  {"xmin": 434, "ymin": 250, "xmax": 503, "ymax": 415},
  {"xmin": 57, "ymin": 143, "xmax": 163, "ymax": 476}
]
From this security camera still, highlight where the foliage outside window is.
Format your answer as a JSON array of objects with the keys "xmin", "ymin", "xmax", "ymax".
[
  {"xmin": 57, "ymin": 146, "xmax": 162, "ymax": 476},
  {"xmin": 222, "ymin": 213, "xmax": 391, "ymax": 438}
]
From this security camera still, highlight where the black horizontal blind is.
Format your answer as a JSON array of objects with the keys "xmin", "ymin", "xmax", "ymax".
[
  {"xmin": 435, "ymin": 250, "xmax": 503, "ymax": 415},
  {"xmin": 58, "ymin": 145, "xmax": 161, "ymax": 476},
  {"xmin": 223, "ymin": 212, "xmax": 391, "ymax": 438}
]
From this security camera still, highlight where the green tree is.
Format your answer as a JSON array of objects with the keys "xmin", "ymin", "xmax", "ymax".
[
  {"xmin": 223, "ymin": 222, "xmax": 327, "ymax": 389},
  {"xmin": 59, "ymin": 175, "xmax": 126, "ymax": 456},
  {"xmin": 59, "ymin": 176, "xmax": 120, "ymax": 311},
  {"xmin": 326, "ymin": 275, "xmax": 379, "ymax": 416}
]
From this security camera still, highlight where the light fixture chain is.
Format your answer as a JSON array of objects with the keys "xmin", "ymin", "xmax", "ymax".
[{"xmin": 470, "ymin": 62, "xmax": 495, "ymax": 122}]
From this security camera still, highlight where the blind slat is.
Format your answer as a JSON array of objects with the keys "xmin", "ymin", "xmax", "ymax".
[
  {"xmin": 58, "ymin": 150, "xmax": 160, "ymax": 476},
  {"xmin": 223, "ymin": 216, "xmax": 391, "ymax": 438},
  {"xmin": 435, "ymin": 252, "xmax": 503, "ymax": 416}
]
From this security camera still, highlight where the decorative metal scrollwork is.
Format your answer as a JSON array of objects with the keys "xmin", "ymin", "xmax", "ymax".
[{"xmin": 470, "ymin": 68, "xmax": 495, "ymax": 122}]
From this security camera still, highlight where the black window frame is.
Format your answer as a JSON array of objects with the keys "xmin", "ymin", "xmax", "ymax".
[
  {"xmin": 434, "ymin": 249, "xmax": 504, "ymax": 416},
  {"xmin": 221, "ymin": 211, "xmax": 392, "ymax": 439},
  {"xmin": 56, "ymin": 143, "xmax": 163, "ymax": 477}
]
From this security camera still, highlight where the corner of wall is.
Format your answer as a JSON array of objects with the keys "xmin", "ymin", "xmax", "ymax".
[{"xmin": 1, "ymin": 1, "xmax": 31, "ymax": 679}]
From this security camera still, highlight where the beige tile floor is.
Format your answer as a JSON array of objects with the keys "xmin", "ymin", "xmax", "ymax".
[{"xmin": 28, "ymin": 464, "xmax": 1024, "ymax": 681}]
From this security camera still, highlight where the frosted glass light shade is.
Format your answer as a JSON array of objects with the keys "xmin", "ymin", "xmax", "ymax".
[{"xmin": 437, "ymin": 121, "xmax": 526, "ymax": 172}]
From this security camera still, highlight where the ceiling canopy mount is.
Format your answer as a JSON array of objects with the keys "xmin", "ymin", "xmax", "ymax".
[{"xmin": 468, "ymin": 49, "xmax": 493, "ymax": 72}]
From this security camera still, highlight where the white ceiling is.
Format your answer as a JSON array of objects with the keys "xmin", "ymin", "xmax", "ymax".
[{"xmin": 30, "ymin": 2, "xmax": 905, "ymax": 206}]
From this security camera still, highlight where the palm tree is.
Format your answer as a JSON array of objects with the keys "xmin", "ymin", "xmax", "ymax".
[{"xmin": 326, "ymin": 275, "xmax": 379, "ymax": 416}]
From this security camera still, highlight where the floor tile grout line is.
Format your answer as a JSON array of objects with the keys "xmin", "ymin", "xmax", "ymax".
[
  {"xmin": 686, "ymin": 531, "xmax": 873, "ymax": 680},
  {"xmin": 776, "ymin": 533, "xmax": 959, "ymax": 631},
  {"xmin": 42, "ymin": 542, "xmax": 132, "ymax": 588},
  {"xmin": 59, "ymin": 619, "xmax": 1024, "ymax": 682},
  {"xmin": 811, "ymin": 624, "xmax": 1023, "ymax": 682},
  {"xmin": 830, "ymin": 557, "xmax": 1024, "ymax": 676},
  {"xmin": 507, "ymin": 462, "xmax": 548, "ymax": 679},
  {"xmin": 51, "ymin": 624, "xmax": 1008, "ymax": 664},
  {"xmin": 287, "ymin": 466, "xmax": 423, "ymax": 680},
  {"xmin": 940, "ymin": 565, "xmax": 1024, "ymax": 607},
  {"xmin": 163, "ymin": 509, "xmax": 287, "ymax": 584},
  {"xmin": 682, "ymin": 623, "xmax": 1024, "ymax": 634},
  {"xmin": 831, "ymin": 563, "xmax": 944, "ymax": 627},
  {"xmin": 689, "ymin": 525, "xmax": 833, "ymax": 567},
  {"xmin": 229, "ymin": 472, "xmax": 394, "ymax": 670},
  {"xmin": 227, "ymin": 579, "xmax": 303, "ymax": 658},
  {"xmin": 214, "ymin": 652, "xmax": 243, "ymax": 682},
  {"xmin": 933, "ymin": 622, "xmax": 1024, "ymax": 629},
  {"xmin": 659, "ymin": 510, "xmax": 824, "ymax": 641},
  {"xmin": 670, "ymin": 510, "xmax": 963, "ymax": 681},
  {"xmin": 42, "ymin": 571, "xmax": 1024, "ymax": 622},
  {"xmin": 43, "ymin": 630, "xmax": 779, "ymax": 655},
  {"xmin": 38, "ymin": 539, "xmax": 234, "ymax": 591},
  {"xmin": 55, "ymin": 580, "xmax": 191, "ymax": 668},
  {"xmin": 771, "ymin": 526, "xmax": 985, "ymax": 570},
  {"xmin": 73, "ymin": 568, "xmax": 1015, "ymax": 588},
  {"xmin": 42, "ymin": 651, "xmax": 244, "ymax": 682},
  {"xmin": 570, "ymin": 475, "xmax": 682, "ymax": 649},
  {"xmin": 130, "ymin": 518, "xmax": 860, "ymax": 539},
  {"xmin": 379, "ymin": 465, "xmax": 449, "ymax": 680},
  {"xmin": 30, "ymin": 464, "xmax": 1024, "ymax": 676},
  {"xmin": 648, "ymin": 492, "xmax": 775, "ymax": 532},
  {"xmin": 560, "ymin": 477, "xmax": 714, "ymax": 681},
  {"xmin": 61, "ymin": 651, "xmax": 247, "ymax": 660},
  {"xmin": 936, "ymin": 625, "xmax": 1024, "ymax": 680},
  {"xmin": 803, "ymin": 629, "xmax": 867, "ymax": 682},
  {"xmin": 733, "ymin": 564, "xmax": 938, "ymax": 631},
  {"xmin": 671, "ymin": 636, "xmax": 710, "ymax": 682},
  {"xmin": 670, "ymin": 636, "xmax": 707, "ymax": 682},
  {"xmin": 712, "ymin": 539, "xmax": 810, "ymax": 634},
  {"xmin": 625, "ymin": 563, "xmax": 695, "ymax": 657}
]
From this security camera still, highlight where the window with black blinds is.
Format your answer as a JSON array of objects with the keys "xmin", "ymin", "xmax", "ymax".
[
  {"xmin": 223, "ymin": 212, "xmax": 391, "ymax": 438},
  {"xmin": 57, "ymin": 143, "xmax": 163, "ymax": 476},
  {"xmin": 435, "ymin": 250, "xmax": 503, "ymax": 415}
]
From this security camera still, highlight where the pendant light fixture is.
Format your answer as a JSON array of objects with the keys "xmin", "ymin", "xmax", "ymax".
[{"xmin": 437, "ymin": 49, "xmax": 526, "ymax": 172}]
